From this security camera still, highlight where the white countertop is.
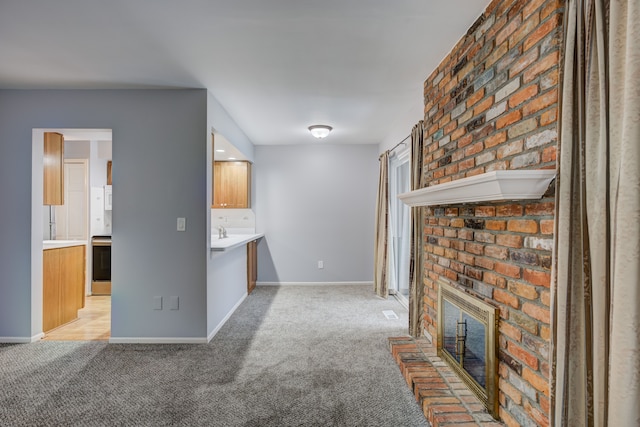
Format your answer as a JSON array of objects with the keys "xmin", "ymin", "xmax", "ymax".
[
  {"xmin": 43, "ymin": 240, "xmax": 88, "ymax": 250},
  {"xmin": 210, "ymin": 233, "xmax": 264, "ymax": 252}
]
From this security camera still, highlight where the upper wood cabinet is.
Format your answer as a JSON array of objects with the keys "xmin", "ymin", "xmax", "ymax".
[
  {"xmin": 43, "ymin": 132, "xmax": 64, "ymax": 205},
  {"xmin": 213, "ymin": 161, "xmax": 251, "ymax": 208},
  {"xmin": 107, "ymin": 160, "xmax": 112, "ymax": 185}
]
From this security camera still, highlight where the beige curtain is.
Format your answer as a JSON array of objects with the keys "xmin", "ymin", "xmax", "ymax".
[
  {"xmin": 551, "ymin": 0, "xmax": 640, "ymax": 425},
  {"xmin": 373, "ymin": 151, "xmax": 390, "ymax": 298},
  {"xmin": 408, "ymin": 121, "xmax": 424, "ymax": 337}
]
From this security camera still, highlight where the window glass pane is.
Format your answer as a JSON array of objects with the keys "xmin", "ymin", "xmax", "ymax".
[
  {"xmin": 442, "ymin": 298, "xmax": 486, "ymax": 387},
  {"xmin": 463, "ymin": 313, "xmax": 486, "ymax": 387},
  {"xmin": 443, "ymin": 299, "xmax": 462, "ymax": 363}
]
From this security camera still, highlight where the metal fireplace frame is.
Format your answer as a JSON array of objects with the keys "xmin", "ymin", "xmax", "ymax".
[{"xmin": 437, "ymin": 280, "xmax": 499, "ymax": 417}]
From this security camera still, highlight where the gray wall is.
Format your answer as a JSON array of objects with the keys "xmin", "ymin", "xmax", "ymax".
[
  {"xmin": 205, "ymin": 92, "xmax": 257, "ymax": 339},
  {"xmin": 64, "ymin": 140, "xmax": 91, "ymax": 159},
  {"xmin": 254, "ymin": 144, "xmax": 378, "ymax": 283},
  {"xmin": 207, "ymin": 248, "xmax": 248, "ymax": 336},
  {"xmin": 0, "ymin": 89, "xmax": 209, "ymax": 341},
  {"xmin": 378, "ymin": 104, "xmax": 422, "ymax": 154}
]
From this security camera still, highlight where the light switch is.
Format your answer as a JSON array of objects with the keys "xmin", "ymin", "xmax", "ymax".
[
  {"xmin": 177, "ymin": 217, "xmax": 186, "ymax": 231},
  {"xmin": 169, "ymin": 296, "xmax": 179, "ymax": 310},
  {"xmin": 153, "ymin": 296, "xmax": 163, "ymax": 310}
]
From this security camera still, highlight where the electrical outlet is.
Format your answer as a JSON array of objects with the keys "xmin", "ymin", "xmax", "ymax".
[
  {"xmin": 317, "ymin": 260, "xmax": 324, "ymax": 269},
  {"xmin": 177, "ymin": 217, "xmax": 186, "ymax": 231}
]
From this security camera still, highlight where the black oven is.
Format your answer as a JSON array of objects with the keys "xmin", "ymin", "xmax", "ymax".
[{"xmin": 91, "ymin": 236, "xmax": 111, "ymax": 295}]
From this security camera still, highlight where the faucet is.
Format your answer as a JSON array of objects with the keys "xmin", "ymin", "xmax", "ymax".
[{"xmin": 218, "ymin": 225, "xmax": 228, "ymax": 239}]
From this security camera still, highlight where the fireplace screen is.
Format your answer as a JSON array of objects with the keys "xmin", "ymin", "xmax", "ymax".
[{"xmin": 437, "ymin": 280, "xmax": 499, "ymax": 417}]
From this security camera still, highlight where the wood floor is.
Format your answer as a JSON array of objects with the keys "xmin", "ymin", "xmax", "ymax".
[{"xmin": 43, "ymin": 295, "xmax": 111, "ymax": 341}]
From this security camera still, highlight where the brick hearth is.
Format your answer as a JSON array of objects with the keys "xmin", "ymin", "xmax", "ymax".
[{"xmin": 389, "ymin": 337, "xmax": 505, "ymax": 427}]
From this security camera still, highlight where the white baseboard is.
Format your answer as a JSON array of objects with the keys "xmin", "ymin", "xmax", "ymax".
[
  {"xmin": 206, "ymin": 292, "xmax": 248, "ymax": 342},
  {"xmin": 31, "ymin": 332, "xmax": 45, "ymax": 342},
  {"xmin": 108, "ymin": 336, "xmax": 210, "ymax": 344},
  {"xmin": 257, "ymin": 281, "xmax": 373, "ymax": 287},
  {"xmin": 0, "ymin": 333, "xmax": 44, "ymax": 344}
]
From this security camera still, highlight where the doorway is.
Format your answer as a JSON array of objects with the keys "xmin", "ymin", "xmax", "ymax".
[
  {"xmin": 388, "ymin": 148, "xmax": 411, "ymax": 306},
  {"xmin": 32, "ymin": 129, "xmax": 113, "ymax": 341}
]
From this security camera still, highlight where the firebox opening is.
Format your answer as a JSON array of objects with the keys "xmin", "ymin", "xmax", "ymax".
[{"xmin": 437, "ymin": 279, "xmax": 499, "ymax": 418}]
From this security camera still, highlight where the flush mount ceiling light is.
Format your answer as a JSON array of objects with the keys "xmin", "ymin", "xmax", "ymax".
[{"xmin": 308, "ymin": 125, "xmax": 332, "ymax": 139}]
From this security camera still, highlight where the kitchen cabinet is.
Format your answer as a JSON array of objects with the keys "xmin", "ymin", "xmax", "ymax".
[
  {"xmin": 213, "ymin": 161, "xmax": 251, "ymax": 208},
  {"xmin": 43, "ymin": 132, "xmax": 64, "ymax": 205},
  {"xmin": 247, "ymin": 239, "xmax": 257, "ymax": 294},
  {"xmin": 107, "ymin": 160, "xmax": 112, "ymax": 185},
  {"xmin": 43, "ymin": 245, "xmax": 85, "ymax": 333}
]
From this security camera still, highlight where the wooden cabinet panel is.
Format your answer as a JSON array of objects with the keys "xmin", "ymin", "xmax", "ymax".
[
  {"xmin": 60, "ymin": 245, "xmax": 85, "ymax": 323},
  {"xmin": 43, "ymin": 249, "xmax": 62, "ymax": 332},
  {"xmin": 213, "ymin": 163, "xmax": 224, "ymax": 207},
  {"xmin": 247, "ymin": 240, "xmax": 257, "ymax": 294},
  {"xmin": 107, "ymin": 161, "xmax": 112, "ymax": 185},
  {"xmin": 213, "ymin": 161, "xmax": 251, "ymax": 208},
  {"xmin": 43, "ymin": 245, "xmax": 86, "ymax": 333},
  {"xmin": 43, "ymin": 132, "xmax": 64, "ymax": 205}
]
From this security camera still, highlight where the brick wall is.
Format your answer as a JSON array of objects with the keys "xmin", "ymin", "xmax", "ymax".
[{"xmin": 420, "ymin": 0, "xmax": 563, "ymax": 426}]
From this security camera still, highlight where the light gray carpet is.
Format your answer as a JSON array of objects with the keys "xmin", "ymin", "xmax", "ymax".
[{"xmin": 0, "ymin": 285, "xmax": 428, "ymax": 426}]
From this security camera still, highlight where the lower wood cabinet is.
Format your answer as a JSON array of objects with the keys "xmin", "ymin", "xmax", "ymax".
[
  {"xmin": 247, "ymin": 240, "xmax": 257, "ymax": 294},
  {"xmin": 43, "ymin": 245, "xmax": 85, "ymax": 333}
]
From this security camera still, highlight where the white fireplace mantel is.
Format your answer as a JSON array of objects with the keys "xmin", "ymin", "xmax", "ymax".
[{"xmin": 398, "ymin": 170, "xmax": 556, "ymax": 207}]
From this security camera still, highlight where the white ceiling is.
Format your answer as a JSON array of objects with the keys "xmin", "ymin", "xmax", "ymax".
[{"xmin": 0, "ymin": 1, "xmax": 489, "ymax": 147}]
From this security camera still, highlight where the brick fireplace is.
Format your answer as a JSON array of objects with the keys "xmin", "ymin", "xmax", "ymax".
[{"xmin": 390, "ymin": 0, "xmax": 563, "ymax": 426}]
